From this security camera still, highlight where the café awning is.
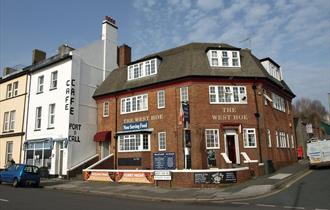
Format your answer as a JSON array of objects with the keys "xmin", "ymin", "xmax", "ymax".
[{"xmin": 93, "ymin": 131, "xmax": 111, "ymax": 142}]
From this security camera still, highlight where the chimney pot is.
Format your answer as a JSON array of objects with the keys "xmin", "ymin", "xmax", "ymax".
[
  {"xmin": 32, "ymin": 49, "xmax": 46, "ymax": 65},
  {"xmin": 118, "ymin": 44, "xmax": 131, "ymax": 68},
  {"xmin": 3, "ymin": 67, "xmax": 17, "ymax": 76}
]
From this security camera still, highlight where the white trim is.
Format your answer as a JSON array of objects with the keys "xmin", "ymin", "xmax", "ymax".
[
  {"xmin": 240, "ymin": 152, "xmax": 258, "ymax": 163},
  {"xmin": 83, "ymin": 167, "xmax": 250, "ymax": 173},
  {"xmin": 221, "ymin": 153, "xmax": 232, "ymax": 164},
  {"xmin": 157, "ymin": 90, "xmax": 165, "ymax": 109},
  {"xmin": 158, "ymin": 132, "xmax": 166, "ymax": 151},
  {"xmin": 86, "ymin": 154, "xmax": 113, "ymax": 170},
  {"xmin": 224, "ymin": 130, "xmax": 240, "ymax": 164},
  {"xmin": 68, "ymin": 154, "xmax": 99, "ymax": 171},
  {"xmin": 205, "ymin": 129, "xmax": 220, "ymax": 149},
  {"xmin": 103, "ymin": 101, "xmax": 109, "ymax": 117}
]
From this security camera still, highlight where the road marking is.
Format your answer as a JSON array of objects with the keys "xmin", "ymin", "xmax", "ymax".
[
  {"xmin": 283, "ymin": 206, "xmax": 305, "ymax": 209},
  {"xmin": 231, "ymin": 202, "xmax": 249, "ymax": 205},
  {"xmin": 315, "ymin": 209, "xmax": 330, "ymax": 210},
  {"xmin": 269, "ymin": 173, "xmax": 292, "ymax": 179},
  {"xmin": 0, "ymin": 198, "xmax": 9, "ymax": 202},
  {"xmin": 256, "ymin": 204, "xmax": 276, "ymax": 207}
]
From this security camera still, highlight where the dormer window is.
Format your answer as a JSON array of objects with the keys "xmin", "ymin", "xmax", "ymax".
[
  {"xmin": 260, "ymin": 58, "xmax": 282, "ymax": 81},
  {"xmin": 207, "ymin": 50, "xmax": 241, "ymax": 67},
  {"xmin": 127, "ymin": 58, "xmax": 159, "ymax": 81}
]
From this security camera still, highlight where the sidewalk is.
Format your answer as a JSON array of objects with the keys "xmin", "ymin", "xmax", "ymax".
[{"xmin": 42, "ymin": 160, "xmax": 309, "ymax": 202}]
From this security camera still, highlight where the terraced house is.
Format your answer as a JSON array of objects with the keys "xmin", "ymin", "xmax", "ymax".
[
  {"xmin": 92, "ymin": 43, "xmax": 297, "ymax": 183},
  {"xmin": 0, "ymin": 67, "xmax": 29, "ymax": 168}
]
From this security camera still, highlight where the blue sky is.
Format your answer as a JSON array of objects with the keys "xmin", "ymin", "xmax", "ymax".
[{"xmin": 1, "ymin": 0, "xmax": 329, "ymax": 110}]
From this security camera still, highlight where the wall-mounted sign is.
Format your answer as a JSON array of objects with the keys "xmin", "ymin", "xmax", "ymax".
[
  {"xmin": 154, "ymin": 170, "xmax": 172, "ymax": 181},
  {"xmin": 153, "ymin": 152, "xmax": 176, "ymax": 170},
  {"xmin": 306, "ymin": 123, "xmax": 313, "ymax": 134},
  {"xmin": 123, "ymin": 121, "xmax": 148, "ymax": 131},
  {"xmin": 118, "ymin": 157, "xmax": 142, "ymax": 166},
  {"xmin": 116, "ymin": 172, "xmax": 154, "ymax": 184},
  {"xmin": 194, "ymin": 171, "xmax": 237, "ymax": 184}
]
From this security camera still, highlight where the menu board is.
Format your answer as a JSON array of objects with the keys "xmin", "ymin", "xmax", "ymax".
[
  {"xmin": 153, "ymin": 152, "xmax": 176, "ymax": 170},
  {"xmin": 194, "ymin": 171, "xmax": 237, "ymax": 184}
]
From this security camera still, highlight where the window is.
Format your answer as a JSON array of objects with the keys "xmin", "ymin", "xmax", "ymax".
[
  {"xmin": 209, "ymin": 86, "xmax": 247, "ymax": 104},
  {"xmin": 279, "ymin": 132, "xmax": 287, "ymax": 148},
  {"xmin": 50, "ymin": 71, "xmax": 58, "ymax": 89},
  {"xmin": 103, "ymin": 101, "xmax": 109, "ymax": 117},
  {"xmin": 243, "ymin": 128, "xmax": 257, "ymax": 148},
  {"xmin": 121, "ymin": 94, "xmax": 148, "ymax": 114},
  {"xmin": 157, "ymin": 90, "xmax": 165, "ymax": 109},
  {"xmin": 3, "ymin": 112, "xmax": 10, "ymax": 132},
  {"xmin": 6, "ymin": 83, "xmax": 12, "ymax": 98},
  {"xmin": 208, "ymin": 50, "xmax": 241, "ymax": 67},
  {"xmin": 48, "ymin": 104, "xmax": 55, "ymax": 128},
  {"xmin": 25, "ymin": 141, "xmax": 52, "ymax": 168},
  {"xmin": 13, "ymin": 82, "xmax": 18, "ymax": 96},
  {"xmin": 180, "ymin": 86, "xmax": 189, "ymax": 102},
  {"xmin": 127, "ymin": 58, "xmax": 159, "ymax": 80},
  {"xmin": 267, "ymin": 129, "xmax": 272, "ymax": 148},
  {"xmin": 291, "ymin": 135, "xmax": 295, "ymax": 148},
  {"xmin": 118, "ymin": 134, "xmax": 150, "ymax": 152},
  {"xmin": 6, "ymin": 141, "xmax": 13, "ymax": 163},
  {"xmin": 275, "ymin": 131, "xmax": 279, "ymax": 147},
  {"xmin": 205, "ymin": 129, "xmax": 220, "ymax": 149},
  {"xmin": 272, "ymin": 93, "xmax": 285, "ymax": 112},
  {"xmin": 35, "ymin": 107, "xmax": 42, "ymax": 130},
  {"xmin": 9, "ymin": 111, "xmax": 15, "ymax": 131},
  {"xmin": 286, "ymin": 133, "xmax": 290, "ymax": 148},
  {"xmin": 37, "ymin": 75, "xmax": 44, "ymax": 93},
  {"xmin": 158, "ymin": 132, "xmax": 166, "ymax": 151}
]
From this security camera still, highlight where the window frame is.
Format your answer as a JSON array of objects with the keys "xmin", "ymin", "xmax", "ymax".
[
  {"xmin": 209, "ymin": 85, "xmax": 247, "ymax": 104},
  {"xmin": 50, "ymin": 71, "xmax": 58, "ymax": 90},
  {"xmin": 208, "ymin": 50, "xmax": 241, "ymax": 67},
  {"xmin": 9, "ymin": 110, "xmax": 16, "ymax": 131},
  {"xmin": 6, "ymin": 83, "xmax": 12, "ymax": 98},
  {"xmin": 103, "ymin": 101, "xmax": 110, "ymax": 117},
  {"xmin": 3, "ymin": 112, "xmax": 10, "ymax": 132},
  {"xmin": 205, "ymin": 129, "xmax": 220, "ymax": 149},
  {"xmin": 35, "ymin": 107, "xmax": 42, "ymax": 130},
  {"xmin": 120, "ymin": 94, "xmax": 148, "ymax": 114},
  {"xmin": 48, "ymin": 104, "xmax": 55, "ymax": 128},
  {"xmin": 37, "ymin": 75, "xmax": 44, "ymax": 94},
  {"xmin": 243, "ymin": 128, "xmax": 257, "ymax": 148},
  {"xmin": 13, "ymin": 81, "xmax": 18, "ymax": 96},
  {"xmin": 267, "ymin": 129, "xmax": 272, "ymax": 148},
  {"xmin": 157, "ymin": 90, "xmax": 165, "ymax": 109},
  {"xmin": 158, "ymin": 132, "xmax": 166, "ymax": 151},
  {"xmin": 118, "ymin": 134, "xmax": 150, "ymax": 152},
  {"xmin": 5, "ymin": 141, "xmax": 13, "ymax": 163},
  {"xmin": 272, "ymin": 92, "xmax": 286, "ymax": 112},
  {"xmin": 127, "ymin": 58, "xmax": 158, "ymax": 81},
  {"xmin": 180, "ymin": 86, "xmax": 189, "ymax": 102}
]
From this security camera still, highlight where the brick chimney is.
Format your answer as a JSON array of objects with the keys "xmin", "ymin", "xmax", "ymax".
[
  {"xmin": 58, "ymin": 44, "xmax": 74, "ymax": 56},
  {"xmin": 118, "ymin": 44, "xmax": 131, "ymax": 67},
  {"xmin": 3, "ymin": 67, "xmax": 17, "ymax": 76},
  {"xmin": 32, "ymin": 49, "xmax": 46, "ymax": 65}
]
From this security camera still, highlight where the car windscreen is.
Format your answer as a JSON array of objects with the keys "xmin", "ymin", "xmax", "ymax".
[{"xmin": 24, "ymin": 166, "xmax": 39, "ymax": 174}]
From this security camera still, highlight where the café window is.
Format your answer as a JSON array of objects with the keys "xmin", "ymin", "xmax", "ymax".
[
  {"xmin": 118, "ymin": 133, "xmax": 150, "ymax": 152},
  {"xmin": 25, "ymin": 141, "xmax": 52, "ymax": 168},
  {"xmin": 243, "ymin": 128, "xmax": 257, "ymax": 148},
  {"xmin": 205, "ymin": 129, "xmax": 220, "ymax": 149}
]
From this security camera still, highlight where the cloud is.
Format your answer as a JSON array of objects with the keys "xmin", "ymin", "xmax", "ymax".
[{"xmin": 196, "ymin": 0, "xmax": 224, "ymax": 11}]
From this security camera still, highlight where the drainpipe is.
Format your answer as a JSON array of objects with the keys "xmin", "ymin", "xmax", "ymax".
[
  {"xmin": 114, "ymin": 96, "xmax": 118, "ymax": 169},
  {"xmin": 20, "ymin": 75, "xmax": 29, "ymax": 164},
  {"xmin": 252, "ymin": 82, "xmax": 263, "ymax": 163}
]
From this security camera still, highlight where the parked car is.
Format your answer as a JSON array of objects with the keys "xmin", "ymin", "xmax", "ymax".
[{"xmin": 0, "ymin": 164, "xmax": 40, "ymax": 187}]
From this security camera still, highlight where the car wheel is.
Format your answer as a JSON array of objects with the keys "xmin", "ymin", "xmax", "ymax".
[{"xmin": 13, "ymin": 178, "xmax": 19, "ymax": 187}]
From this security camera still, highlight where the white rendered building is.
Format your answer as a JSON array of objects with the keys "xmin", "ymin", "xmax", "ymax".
[{"xmin": 24, "ymin": 17, "xmax": 118, "ymax": 177}]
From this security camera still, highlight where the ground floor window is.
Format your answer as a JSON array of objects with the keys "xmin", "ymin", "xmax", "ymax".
[
  {"xmin": 25, "ymin": 141, "xmax": 52, "ymax": 168},
  {"xmin": 267, "ymin": 129, "xmax": 272, "ymax": 148},
  {"xmin": 5, "ymin": 141, "xmax": 13, "ymax": 163},
  {"xmin": 118, "ymin": 133, "xmax": 150, "ymax": 152},
  {"xmin": 205, "ymin": 129, "xmax": 220, "ymax": 149},
  {"xmin": 243, "ymin": 128, "xmax": 257, "ymax": 148}
]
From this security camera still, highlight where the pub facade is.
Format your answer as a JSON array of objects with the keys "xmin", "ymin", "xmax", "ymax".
[{"xmin": 90, "ymin": 43, "xmax": 297, "ymax": 185}]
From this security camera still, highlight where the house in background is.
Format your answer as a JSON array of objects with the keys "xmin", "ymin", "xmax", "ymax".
[{"xmin": 22, "ymin": 16, "xmax": 119, "ymax": 177}]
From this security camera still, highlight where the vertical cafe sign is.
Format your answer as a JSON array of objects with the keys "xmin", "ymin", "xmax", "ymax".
[{"xmin": 65, "ymin": 79, "xmax": 81, "ymax": 142}]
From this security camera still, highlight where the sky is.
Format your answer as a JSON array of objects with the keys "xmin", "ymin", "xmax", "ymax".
[{"xmin": 1, "ymin": 0, "xmax": 329, "ymax": 111}]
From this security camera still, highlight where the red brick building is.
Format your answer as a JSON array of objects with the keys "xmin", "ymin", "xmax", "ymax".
[{"xmin": 92, "ymin": 43, "xmax": 297, "ymax": 173}]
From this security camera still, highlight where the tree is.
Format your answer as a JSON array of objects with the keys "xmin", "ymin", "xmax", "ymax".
[{"xmin": 293, "ymin": 97, "xmax": 328, "ymax": 127}]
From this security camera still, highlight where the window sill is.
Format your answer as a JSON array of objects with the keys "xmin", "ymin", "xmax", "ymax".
[
  {"xmin": 49, "ymin": 87, "xmax": 57, "ymax": 91},
  {"xmin": 103, "ymin": 115, "xmax": 109, "ymax": 118},
  {"xmin": 2, "ymin": 130, "xmax": 14, "ymax": 134},
  {"xmin": 36, "ymin": 91, "xmax": 43, "ymax": 95},
  {"xmin": 47, "ymin": 127, "xmax": 55, "ymax": 130},
  {"xmin": 243, "ymin": 146, "xmax": 257, "ymax": 149},
  {"xmin": 118, "ymin": 150, "xmax": 150, "ymax": 153},
  {"xmin": 206, "ymin": 147, "xmax": 220, "ymax": 150},
  {"xmin": 157, "ymin": 107, "xmax": 165, "ymax": 109},
  {"xmin": 34, "ymin": 129, "xmax": 41, "ymax": 131}
]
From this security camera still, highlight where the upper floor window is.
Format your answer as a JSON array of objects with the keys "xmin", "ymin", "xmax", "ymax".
[
  {"xmin": 103, "ymin": 101, "xmax": 109, "ymax": 117},
  {"xmin": 48, "ymin": 104, "xmax": 55, "ymax": 128},
  {"xmin": 50, "ymin": 71, "xmax": 58, "ymax": 90},
  {"xmin": 208, "ymin": 50, "xmax": 241, "ymax": 67},
  {"xmin": 158, "ymin": 132, "xmax": 166, "ymax": 151},
  {"xmin": 209, "ymin": 85, "xmax": 247, "ymax": 104},
  {"xmin": 180, "ymin": 86, "xmax": 189, "ymax": 102},
  {"xmin": 3, "ymin": 111, "xmax": 15, "ymax": 132},
  {"xmin": 3, "ymin": 112, "xmax": 10, "ymax": 132},
  {"xmin": 121, "ymin": 94, "xmax": 148, "ymax": 114},
  {"xmin": 157, "ymin": 90, "xmax": 165, "ymax": 109},
  {"xmin": 279, "ymin": 131, "xmax": 287, "ymax": 148},
  {"xmin": 275, "ymin": 131, "xmax": 279, "ymax": 147},
  {"xmin": 35, "ymin": 107, "xmax": 42, "ymax": 130},
  {"xmin": 127, "ymin": 58, "xmax": 159, "ymax": 81},
  {"xmin": 37, "ymin": 75, "xmax": 44, "ymax": 93},
  {"xmin": 272, "ymin": 93, "xmax": 285, "ymax": 112},
  {"xmin": 9, "ymin": 111, "xmax": 15, "ymax": 131},
  {"xmin": 205, "ymin": 129, "xmax": 220, "ymax": 149},
  {"xmin": 267, "ymin": 129, "xmax": 272, "ymax": 148},
  {"xmin": 6, "ymin": 83, "xmax": 12, "ymax": 98},
  {"xmin": 243, "ymin": 128, "xmax": 257, "ymax": 148},
  {"xmin": 118, "ymin": 133, "xmax": 150, "ymax": 152},
  {"xmin": 291, "ymin": 135, "xmax": 295, "ymax": 148}
]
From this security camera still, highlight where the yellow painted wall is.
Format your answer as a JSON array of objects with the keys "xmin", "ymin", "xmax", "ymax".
[{"xmin": 0, "ymin": 136, "xmax": 22, "ymax": 168}]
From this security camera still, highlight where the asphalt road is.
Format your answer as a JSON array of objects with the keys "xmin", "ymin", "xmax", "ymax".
[{"xmin": 0, "ymin": 167, "xmax": 329, "ymax": 210}]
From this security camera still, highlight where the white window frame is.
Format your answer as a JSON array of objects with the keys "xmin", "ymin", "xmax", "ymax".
[
  {"xmin": 13, "ymin": 81, "xmax": 18, "ymax": 96},
  {"xmin": 120, "ymin": 94, "xmax": 148, "ymax": 114},
  {"xmin": 48, "ymin": 104, "xmax": 55, "ymax": 128},
  {"xmin": 103, "ymin": 101, "xmax": 109, "ymax": 117},
  {"xmin": 275, "ymin": 131, "xmax": 279, "ymax": 147},
  {"xmin": 205, "ymin": 129, "xmax": 220, "ymax": 149},
  {"xmin": 180, "ymin": 86, "xmax": 189, "ymax": 102},
  {"xmin": 3, "ymin": 112, "xmax": 10, "ymax": 132},
  {"xmin": 286, "ymin": 133, "xmax": 290, "ymax": 148},
  {"xmin": 118, "ymin": 133, "xmax": 150, "ymax": 152},
  {"xmin": 291, "ymin": 135, "xmax": 295, "ymax": 148},
  {"xmin": 243, "ymin": 128, "xmax": 257, "ymax": 148},
  {"xmin": 50, "ymin": 71, "xmax": 58, "ymax": 90},
  {"xmin": 37, "ymin": 75, "xmax": 44, "ymax": 93},
  {"xmin": 6, "ymin": 141, "xmax": 13, "ymax": 163},
  {"xmin": 9, "ymin": 111, "xmax": 15, "ymax": 131},
  {"xmin": 158, "ymin": 132, "xmax": 166, "ymax": 151},
  {"xmin": 272, "ymin": 93, "xmax": 285, "ymax": 112},
  {"xmin": 6, "ymin": 83, "xmax": 12, "ymax": 98},
  {"xmin": 208, "ymin": 50, "xmax": 241, "ymax": 67},
  {"xmin": 157, "ymin": 90, "xmax": 165, "ymax": 109},
  {"xmin": 209, "ymin": 85, "xmax": 247, "ymax": 104},
  {"xmin": 267, "ymin": 129, "xmax": 272, "ymax": 148},
  {"xmin": 35, "ymin": 107, "xmax": 42, "ymax": 130},
  {"xmin": 127, "ymin": 58, "xmax": 159, "ymax": 81}
]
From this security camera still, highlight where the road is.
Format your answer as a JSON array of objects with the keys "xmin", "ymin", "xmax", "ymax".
[{"xmin": 0, "ymin": 168, "xmax": 329, "ymax": 210}]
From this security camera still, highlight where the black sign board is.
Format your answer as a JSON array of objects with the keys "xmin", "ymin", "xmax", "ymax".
[
  {"xmin": 153, "ymin": 152, "xmax": 176, "ymax": 170},
  {"xmin": 194, "ymin": 171, "xmax": 237, "ymax": 184},
  {"xmin": 118, "ymin": 157, "xmax": 142, "ymax": 166}
]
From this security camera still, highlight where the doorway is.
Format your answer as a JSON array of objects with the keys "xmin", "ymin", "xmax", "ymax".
[
  {"xmin": 224, "ymin": 130, "xmax": 240, "ymax": 164},
  {"xmin": 101, "ymin": 141, "xmax": 110, "ymax": 159}
]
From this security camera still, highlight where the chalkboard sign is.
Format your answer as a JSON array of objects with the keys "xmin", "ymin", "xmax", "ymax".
[
  {"xmin": 153, "ymin": 152, "xmax": 176, "ymax": 170},
  {"xmin": 118, "ymin": 157, "xmax": 142, "ymax": 166},
  {"xmin": 194, "ymin": 171, "xmax": 237, "ymax": 184}
]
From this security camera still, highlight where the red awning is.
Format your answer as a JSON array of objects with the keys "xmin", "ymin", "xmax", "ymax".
[{"xmin": 94, "ymin": 131, "xmax": 111, "ymax": 142}]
